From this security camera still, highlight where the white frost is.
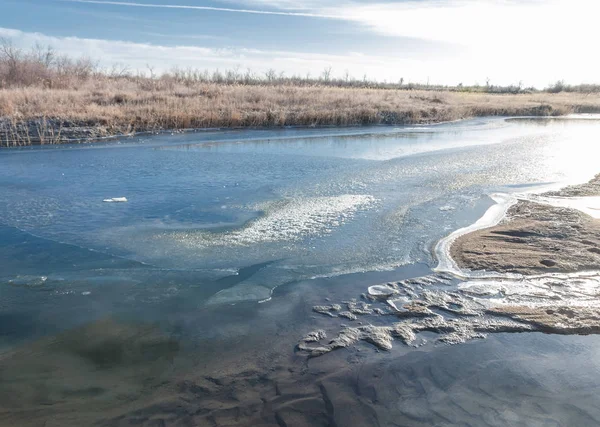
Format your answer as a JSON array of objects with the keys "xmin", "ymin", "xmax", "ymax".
[{"xmin": 433, "ymin": 193, "xmax": 518, "ymax": 278}]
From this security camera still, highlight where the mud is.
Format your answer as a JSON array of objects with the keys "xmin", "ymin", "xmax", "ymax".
[
  {"xmin": 450, "ymin": 201, "xmax": 600, "ymax": 274},
  {"xmin": 488, "ymin": 305, "xmax": 600, "ymax": 334}
]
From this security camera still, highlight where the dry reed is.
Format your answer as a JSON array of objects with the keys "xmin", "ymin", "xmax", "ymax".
[{"xmin": 2, "ymin": 39, "xmax": 600, "ymax": 146}]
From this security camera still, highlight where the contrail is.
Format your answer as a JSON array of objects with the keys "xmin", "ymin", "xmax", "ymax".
[{"xmin": 60, "ymin": 0, "xmax": 337, "ymax": 18}]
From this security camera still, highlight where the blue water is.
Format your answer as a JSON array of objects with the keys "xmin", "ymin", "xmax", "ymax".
[
  {"xmin": 2, "ymin": 117, "xmax": 600, "ymax": 426},
  {"xmin": 2, "ymin": 117, "xmax": 600, "ymax": 331}
]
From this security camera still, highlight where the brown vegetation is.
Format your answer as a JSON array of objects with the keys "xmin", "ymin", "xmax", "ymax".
[{"xmin": 2, "ymin": 39, "xmax": 600, "ymax": 146}]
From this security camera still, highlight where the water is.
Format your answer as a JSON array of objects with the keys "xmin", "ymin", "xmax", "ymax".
[
  {"xmin": 2, "ymin": 116, "xmax": 600, "ymax": 426},
  {"xmin": 1, "ymin": 116, "xmax": 599, "ymax": 330}
]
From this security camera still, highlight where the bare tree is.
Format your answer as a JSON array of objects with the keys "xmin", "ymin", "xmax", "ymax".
[
  {"xmin": 146, "ymin": 64, "xmax": 156, "ymax": 79},
  {"xmin": 31, "ymin": 42, "xmax": 55, "ymax": 67},
  {"xmin": 265, "ymin": 68, "xmax": 277, "ymax": 82},
  {"xmin": 0, "ymin": 37, "xmax": 23, "ymax": 82},
  {"xmin": 244, "ymin": 67, "xmax": 254, "ymax": 84},
  {"xmin": 108, "ymin": 63, "xmax": 131, "ymax": 78},
  {"xmin": 321, "ymin": 66, "xmax": 332, "ymax": 82},
  {"xmin": 212, "ymin": 69, "xmax": 224, "ymax": 83},
  {"xmin": 233, "ymin": 64, "xmax": 241, "ymax": 82}
]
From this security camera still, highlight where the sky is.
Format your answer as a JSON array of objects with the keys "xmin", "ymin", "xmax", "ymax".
[{"xmin": 0, "ymin": 0, "xmax": 598, "ymax": 87}]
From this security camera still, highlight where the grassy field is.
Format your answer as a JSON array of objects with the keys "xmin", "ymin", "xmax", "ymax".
[
  {"xmin": 2, "ymin": 41, "xmax": 600, "ymax": 146},
  {"xmin": 3, "ymin": 80, "xmax": 600, "ymax": 147}
]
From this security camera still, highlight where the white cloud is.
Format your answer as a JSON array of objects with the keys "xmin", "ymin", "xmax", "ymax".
[
  {"xmin": 325, "ymin": 0, "xmax": 597, "ymax": 47},
  {"xmin": 3, "ymin": 0, "xmax": 600, "ymax": 88},
  {"xmin": 61, "ymin": 0, "xmax": 337, "ymax": 18},
  {"xmin": 229, "ymin": 0, "xmax": 600, "ymax": 85},
  {"xmin": 218, "ymin": 0, "xmax": 342, "ymax": 11},
  {"xmin": 0, "ymin": 27, "xmax": 429, "ymax": 82}
]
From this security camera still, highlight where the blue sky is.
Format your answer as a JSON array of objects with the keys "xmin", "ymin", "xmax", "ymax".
[{"xmin": 0, "ymin": 0, "xmax": 598, "ymax": 86}]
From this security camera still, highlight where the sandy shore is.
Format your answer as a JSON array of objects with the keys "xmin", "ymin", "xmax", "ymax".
[{"xmin": 451, "ymin": 174, "xmax": 600, "ymax": 275}]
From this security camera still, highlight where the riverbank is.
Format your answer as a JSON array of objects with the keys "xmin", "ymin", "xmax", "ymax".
[
  {"xmin": 3, "ymin": 83, "xmax": 600, "ymax": 146},
  {"xmin": 451, "ymin": 174, "xmax": 600, "ymax": 275}
]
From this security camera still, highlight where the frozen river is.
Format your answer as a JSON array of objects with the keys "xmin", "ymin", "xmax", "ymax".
[{"xmin": 1, "ymin": 116, "xmax": 600, "ymax": 426}]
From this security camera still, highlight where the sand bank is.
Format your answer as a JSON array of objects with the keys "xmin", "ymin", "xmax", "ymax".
[{"xmin": 302, "ymin": 174, "xmax": 600, "ymax": 357}]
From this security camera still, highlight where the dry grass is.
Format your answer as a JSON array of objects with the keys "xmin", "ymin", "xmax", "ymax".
[
  {"xmin": 2, "ymin": 78, "xmax": 600, "ymax": 147},
  {"xmin": 2, "ymin": 39, "xmax": 600, "ymax": 146}
]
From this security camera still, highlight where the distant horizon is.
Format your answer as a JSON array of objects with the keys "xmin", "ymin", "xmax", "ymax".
[{"xmin": 1, "ymin": 0, "xmax": 599, "ymax": 88}]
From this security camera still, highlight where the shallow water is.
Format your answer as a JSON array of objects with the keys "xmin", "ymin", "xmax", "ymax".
[{"xmin": 2, "ymin": 117, "xmax": 600, "ymax": 426}]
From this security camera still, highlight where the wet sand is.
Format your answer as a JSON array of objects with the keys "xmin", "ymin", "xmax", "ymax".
[
  {"xmin": 450, "ymin": 200, "xmax": 600, "ymax": 275},
  {"xmin": 451, "ymin": 173, "xmax": 600, "ymax": 275},
  {"xmin": 447, "ymin": 173, "xmax": 600, "ymax": 340},
  {"xmin": 4, "ymin": 318, "xmax": 600, "ymax": 427}
]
